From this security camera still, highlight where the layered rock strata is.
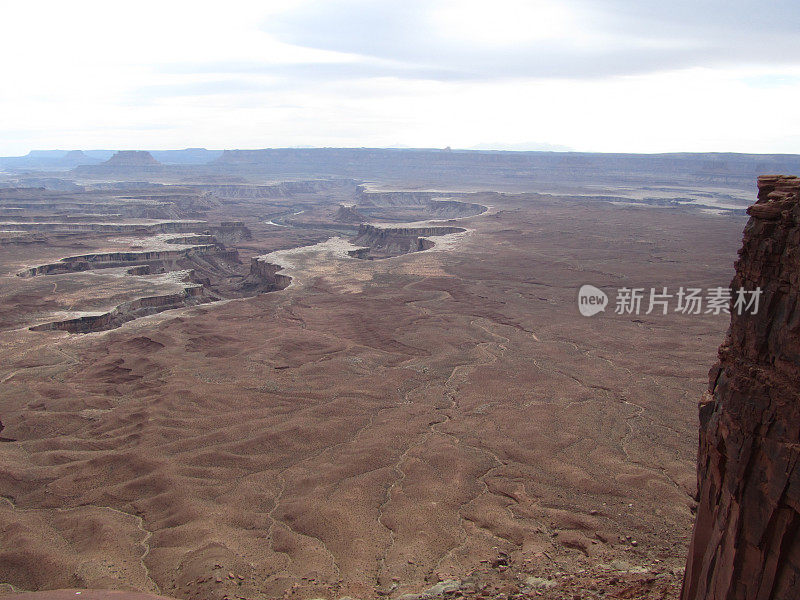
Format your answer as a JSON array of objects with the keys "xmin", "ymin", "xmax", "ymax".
[
  {"xmin": 351, "ymin": 224, "xmax": 465, "ymax": 258},
  {"xmin": 681, "ymin": 175, "xmax": 800, "ymax": 600}
]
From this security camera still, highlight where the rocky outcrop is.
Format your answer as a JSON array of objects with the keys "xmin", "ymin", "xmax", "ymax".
[
  {"xmin": 30, "ymin": 284, "xmax": 206, "ymax": 334},
  {"xmin": 18, "ymin": 245, "xmax": 221, "ymax": 277},
  {"xmin": 681, "ymin": 175, "xmax": 800, "ymax": 600},
  {"xmin": 27, "ymin": 248, "xmax": 291, "ymax": 333},
  {"xmin": 334, "ymin": 204, "xmax": 367, "ymax": 223},
  {"xmin": 245, "ymin": 258, "xmax": 291, "ymax": 291},
  {"xmin": 346, "ymin": 247, "xmax": 370, "ymax": 259},
  {"xmin": 354, "ymin": 187, "xmax": 488, "ymax": 220},
  {"xmin": 351, "ymin": 224, "xmax": 465, "ymax": 259}
]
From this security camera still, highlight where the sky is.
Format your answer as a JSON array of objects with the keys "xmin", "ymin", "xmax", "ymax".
[{"xmin": 1, "ymin": 0, "xmax": 800, "ymax": 155}]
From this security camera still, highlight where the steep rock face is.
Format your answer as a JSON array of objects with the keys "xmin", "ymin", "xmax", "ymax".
[
  {"xmin": 30, "ymin": 285, "xmax": 206, "ymax": 333},
  {"xmin": 351, "ymin": 224, "xmax": 465, "ymax": 258},
  {"xmin": 18, "ymin": 245, "xmax": 223, "ymax": 277},
  {"xmin": 682, "ymin": 175, "xmax": 800, "ymax": 600},
  {"xmin": 246, "ymin": 258, "xmax": 292, "ymax": 291},
  {"xmin": 353, "ymin": 187, "xmax": 488, "ymax": 220}
]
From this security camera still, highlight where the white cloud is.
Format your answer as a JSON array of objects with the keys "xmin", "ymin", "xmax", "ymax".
[
  {"xmin": 0, "ymin": 0, "xmax": 799, "ymax": 154},
  {"xmin": 431, "ymin": 0, "xmax": 578, "ymax": 46}
]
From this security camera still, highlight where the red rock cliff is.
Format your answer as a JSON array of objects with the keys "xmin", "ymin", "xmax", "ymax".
[{"xmin": 682, "ymin": 175, "xmax": 800, "ymax": 600}]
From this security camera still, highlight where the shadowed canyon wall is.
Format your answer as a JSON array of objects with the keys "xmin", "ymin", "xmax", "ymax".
[
  {"xmin": 246, "ymin": 258, "xmax": 292, "ymax": 290},
  {"xmin": 351, "ymin": 224, "xmax": 465, "ymax": 258},
  {"xmin": 681, "ymin": 175, "xmax": 800, "ymax": 600},
  {"xmin": 29, "ymin": 285, "xmax": 206, "ymax": 334}
]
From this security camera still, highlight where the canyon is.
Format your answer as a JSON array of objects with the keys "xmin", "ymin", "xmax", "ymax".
[{"xmin": 0, "ymin": 149, "xmax": 790, "ymax": 600}]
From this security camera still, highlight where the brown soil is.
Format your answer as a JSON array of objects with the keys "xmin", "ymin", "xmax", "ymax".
[{"xmin": 0, "ymin": 176, "xmax": 747, "ymax": 600}]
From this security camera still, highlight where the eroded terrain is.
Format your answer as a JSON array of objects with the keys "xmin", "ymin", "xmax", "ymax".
[{"xmin": 0, "ymin": 154, "xmax": 752, "ymax": 600}]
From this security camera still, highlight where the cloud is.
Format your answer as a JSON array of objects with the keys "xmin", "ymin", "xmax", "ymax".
[
  {"xmin": 1, "ymin": 0, "xmax": 799, "ymax": 154},
  {"xmin": 157, "ymin": 60, "xmax": 471, "ymax": 84},
  {"xmin": 132, "ymin": 79, "xmax": 278, "ymax": 101},
  {"xmin": 259, "ymin": 0, "xmax": 800, "ymax": 81}
]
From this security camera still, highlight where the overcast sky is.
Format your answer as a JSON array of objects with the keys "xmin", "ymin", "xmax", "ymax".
[{"xmin": 2, "ymin": 0, "xmax": 800, "ymax": 154}]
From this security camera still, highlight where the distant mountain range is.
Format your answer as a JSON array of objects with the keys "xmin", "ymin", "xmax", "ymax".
[
  {"xmin": 0, "ymin": 148, "xmax": 223, "ymax": 170},
  {"xmin": 4, "ymin": 147, "xmax": 800, "ymax": 190},
  {"xmin": 204, "ymin": 148, "xmax": 800, "ymax": 189}
]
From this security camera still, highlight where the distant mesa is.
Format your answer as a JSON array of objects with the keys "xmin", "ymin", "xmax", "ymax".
[
  {"xmin": 103, "ymin": 151, "xmax": 162, "ymax": 167},
  {"xmin": 70, "ymin": 150, "xmax": 165, "ymax": 179},
  {"xmin": 67, "ymin": 149, "xmax": 223, "ymax": 177}
]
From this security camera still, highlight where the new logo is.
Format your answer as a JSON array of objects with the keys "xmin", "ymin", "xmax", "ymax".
[{"xmin": 578, "ymin": 284, "xmax": 608, "ymax": 317}]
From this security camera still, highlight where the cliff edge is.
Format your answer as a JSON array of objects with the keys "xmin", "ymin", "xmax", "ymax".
[{"xmin": 682, "ymin": 175, "xmax": 800, "ymax": 600}]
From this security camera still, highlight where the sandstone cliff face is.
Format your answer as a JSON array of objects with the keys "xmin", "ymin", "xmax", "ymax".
[
  {"xmin": 351, "ymin": 224, "xmax": 465, "ymax": 258},
  {"xmin": 682, "ymin": 175, "xmax": 800, "ymax": 600},
  {"xmin": 246, "ymin": 258, "xmax": 291, "ymax": 290},
  {"xmin": 30, "ymin": 285, "xmax": 206, "ymax": 333}
]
